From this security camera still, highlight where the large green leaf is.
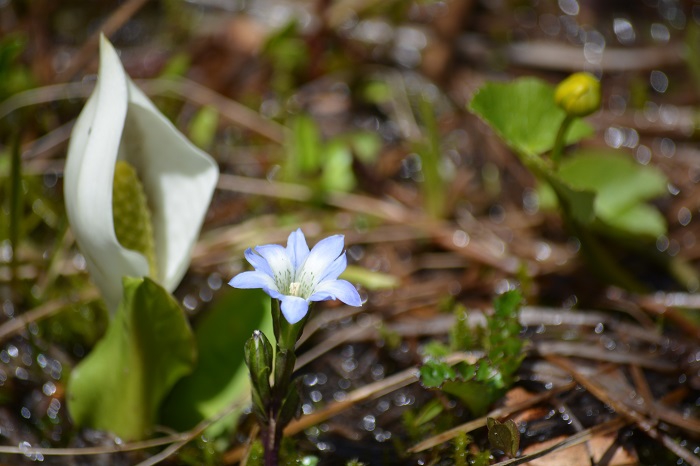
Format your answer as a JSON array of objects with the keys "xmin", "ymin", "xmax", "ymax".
[
  {"xmin": 541, "ymin": 149, "xmax": 668, "ymax": 237},
  {"xmin": 66, "ymin": 277, "xmax": 196, "ymax": 440},
  {"xmin": 160, "ymin": 288, "xmax": 272, "ymax": 432},
  {"xmin": 468, "ymin": 78, "xmax": 593, "ymax": 156},
  {"xmin": 469, "ymin": 78, "xmax": 596, "ymax": 224}
]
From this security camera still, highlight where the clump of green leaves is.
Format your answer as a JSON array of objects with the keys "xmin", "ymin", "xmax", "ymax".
[
  {"xmin": 284, "ymin": 113, "xmax": 381, "ymax": 194},
  {"xmin": 419, "ymin": 290, "xmax": 525, "ymax": 416},
  {"xmin": 468, "ymin": 76, "xmax": 700, "ymax": 291}
]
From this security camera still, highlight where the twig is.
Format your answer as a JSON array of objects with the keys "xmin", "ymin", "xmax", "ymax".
[
  {"xmin": 489, "ymin": 417, "xmax": 627, "ymax": 466},
  {"xmin": 408, "ymin": 382, "xmax": 576, "ymax": 452},
  {"xmin": 54, "ymin": 0, "xmax": 153, "ymax": 82},
  {"xmin": 134, "ymin": 399, "xmax": 247, "ymax": 466},
  {"xmin": 0, "ymin": 289, "xmax": 100, "ymax": 343}
]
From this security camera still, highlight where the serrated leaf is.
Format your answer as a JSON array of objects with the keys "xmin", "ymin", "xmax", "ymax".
[
  {"xmin": 469, "ymin": 78, "xmax": 592, "ymax": 156},
  {"xmin": 442, "ymin": 380, "xmax": 501, "ymax": 416},
  {"xmin": 160, "ymin": 288, "xmax": 272, "ymax": 433},
  {"xmin": 66, "ymin": 277, "xmax": 196, "ymax": 440},
  {"xmin": 419, "ymin": 360, "xmax": 456, "ymax": 388}
]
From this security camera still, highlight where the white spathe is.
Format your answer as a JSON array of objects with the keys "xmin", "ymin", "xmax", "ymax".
[{"xmin": 64, "ymin": 35, "xmax": 219, "ymax": 312}]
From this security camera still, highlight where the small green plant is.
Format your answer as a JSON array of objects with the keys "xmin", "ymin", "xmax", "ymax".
[
  {"xmin": 469, "ymin": 74, "xmax": 698, "ymax": 291},
  {"xmin": 419, "ymin": 289, "xmax": 525, "ymax": 416},
  {"xmin": 284, "ymin": 113, "xmax": 380, "ymax": 195}
]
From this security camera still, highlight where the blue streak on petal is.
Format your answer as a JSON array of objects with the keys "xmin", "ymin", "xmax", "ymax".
[
  {"xmin": 286, "ymin": 228, "xmax": 310, "ymax": 270},
  {"xmin": 244, "ymin": 248, "xmax": 274, "ymax": 277},
  {"xmin": 280, "ymin": 295, "xmax": 310, "ymax": 324},
  {"xmin": 229, "ymin": 271, "xmax": 278, "ymax": 291},
  {"xmin": 309, "ymin": 279, "xmax": 361, "ymax": 306}
]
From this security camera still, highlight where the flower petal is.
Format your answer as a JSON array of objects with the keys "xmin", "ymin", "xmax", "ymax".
[
  {"xmin": 279, "ymin": 296, "xmax": 310, "ymax": 324},
  {"xmin": 309, "ymin": 279, "xmax": 362, "ymax": 307},
  {"xmin": 318, "ymin": 252, "xmax": 347, "ymax": 283},
  {"xmin": 297, "ymin": 234, "xmax": 344, "ymax": 287},
  {"xmin": 229, "ymin": 271, "xmax": 278, "ymax": 292},
  {"xmin": 64, "ymin": 35, "xmax": 149, "ymax": 313},
  {"xmin": 123, "ymin": 76, "xmax": 218, "ymax": 294},
  {"xmin": 244, "ymin": 248, "xmax": 274, "ymax": 277},
  {"xmin": 286, "ymin": 228, "xmax": 310, "ymax": 269},
  {"xmin": 255, "ymin": 244, "xmax": 294, "ymax": 285}
]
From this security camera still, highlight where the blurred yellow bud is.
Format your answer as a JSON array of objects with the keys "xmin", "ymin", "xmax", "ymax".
[{"xmin": 554, "ymin": 72, "xmax": 601, "ymax": 117}]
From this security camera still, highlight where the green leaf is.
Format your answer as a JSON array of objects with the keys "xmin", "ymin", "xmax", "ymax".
[
  {"xmin": 322, "ymin": 140, "xmax": 355, "ymax": 192},
  {"xmin": 160, "ymin": 288, "xmax": 272, "ymax": 432},
  {"xmin": 419, "ymin": 360, "xmax": 456, "ymax": 388},
  {"xmin": 411, "ymin": 399, "xmax": 444, "ymax": 427},
  {"xmin": 540, "ymin": 150, "xmax": 668, "ymax": 237},
  {"xmin": 189, "ymin": 105, "xmax": 219, "ymax": 149},
  {"xmin": 66, "ymin": 277, "xmax": 196, "ymax": 440},
  {"xmin": 340, "ymin": 265, "xmax": 400, "ymax": 290},
  {"xmin": 469, "ymin": 78, "xmax": 596, "ymax": 224},
  {"xmin": 555, "ymin": 150, "xmax": 668, "ymax": 237},
  {"xmin": 348, "ymin": 131, "xmax": 381, "ymax": 163},
  {"xmin": 442, "ymin": 380, "xmax": 501, "ymax": 416},
  {"xmin": 289, "ymin": 114, "xmax": 322, "ymax": 174},
  {"xmin": 469, "ymin": 78, "xmax": 592, "ymax": 155},
  {"xmin": 487, "ymin": 418, "xmax": 520, "ymax": 457}
]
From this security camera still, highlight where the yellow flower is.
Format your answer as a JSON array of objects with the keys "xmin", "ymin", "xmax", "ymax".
[{"xmin": 554, "ymin": 72, "xmax": 601, "ymax": 117}]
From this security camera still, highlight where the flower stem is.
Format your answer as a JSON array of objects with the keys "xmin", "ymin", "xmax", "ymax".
[
  {"xmin": 551, "ymin": 114, "xmax": 573, "ymax": 167},
  {"xmin": 254, "ymin": 299, "xmax": 308, "ymax": 466}
]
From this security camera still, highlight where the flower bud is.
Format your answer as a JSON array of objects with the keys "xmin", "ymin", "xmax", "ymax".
[
  {"xmin": 554, "ymin": 72, "xmax": 601, "ymax": 117},
  {"xmin": 244, "ymin": 330, "xmax": 273, "ymax": 417}
]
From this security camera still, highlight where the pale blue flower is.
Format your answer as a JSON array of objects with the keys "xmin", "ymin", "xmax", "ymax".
[{"xmin": 229, "ymin": 229, "xmax": 362, "ymax": 324}]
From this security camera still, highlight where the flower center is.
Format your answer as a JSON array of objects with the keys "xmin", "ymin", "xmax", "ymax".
[{"xmin": 288, "ymin": 281, "xmax": 302, "ymax": 297}]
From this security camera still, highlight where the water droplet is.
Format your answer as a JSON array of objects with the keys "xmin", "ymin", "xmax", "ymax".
[
  {"xmin": 650, "ymin": 70, "xmax": 669, "ymax": 93},
  {"xmin": 558, "ymin": 0, "xmax": 579, "ymax": 16},
  {"xmin": 15, "ymin": 367, "xmax": 29, "ymax": 380},
  {"xmin": 452, "ymin": 230, "xmax": 470, "ymax": 248},
  {"xmin": 42, "ymin": 381, "xmax": 56, "ymax": 396},
  {"xmin": 678, "ymin": 207, "xmax": 692, "ymax": 226},
  {"xmin": 651, "ymin": 23, "xmax": 670, "ymax": 42},
  {"xmin": 613, "ymin": 18, "xmax": 635, "ymax": 44},
  {"xmin": 535, "ymin": 242, "xmax": 551, "ymax": 262},
  {"xmin": 636, "ymin": 145, "xmax": 652, "ymax": 165},
  {"xmin": 362, "ymin": 414, "xmax": 376, "ymax": 431}
]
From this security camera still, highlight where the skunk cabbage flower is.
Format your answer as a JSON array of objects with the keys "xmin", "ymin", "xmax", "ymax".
[
  {"xmin": 64, "ymin": 35, "xmax": 219, "ymax": 312},
  {"xmin": 229, "ymin": 229, "xmax": 362, "ymax": 324}
]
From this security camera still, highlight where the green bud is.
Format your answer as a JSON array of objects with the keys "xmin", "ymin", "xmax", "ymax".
[
  {"xmin": 554, "ymin": 72, "xmax": 601, "ymax": 117},
  {"xmin": 112, "ymin": 160, "xmax": 158, "ymax": 277},
  {"xmin": 244, "ymin": 330, "xmax": 273, "ymax": 417}
]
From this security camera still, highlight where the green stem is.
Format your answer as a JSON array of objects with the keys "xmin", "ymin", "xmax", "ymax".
[
  {"xmin": 551, "ymin": 114, "xmax": 573, "ymax": 166},
  {"xmin": 258, "ymin": 300, "xmax": 310, "ymax": 466}
]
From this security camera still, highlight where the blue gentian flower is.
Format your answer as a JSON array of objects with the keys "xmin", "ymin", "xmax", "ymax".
[{"xmin": 229, "ymin": 229, "xmax": 362, "ymax": 324}]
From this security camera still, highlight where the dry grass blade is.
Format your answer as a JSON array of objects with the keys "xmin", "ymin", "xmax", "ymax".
[
  {"xmin": 547, "ymin": 355, "xmax": 700, "ymax": 466},
  {"xmin": 0, "ymin": 289, "xmax": 100, "ymax": 344},
  {"xmin": 408, "ymin": 382, "xmax": 576, "ymax": 453},
  {"xmin": 489, "ymin": 417, "xmax": 627, "ymax": 466}
]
